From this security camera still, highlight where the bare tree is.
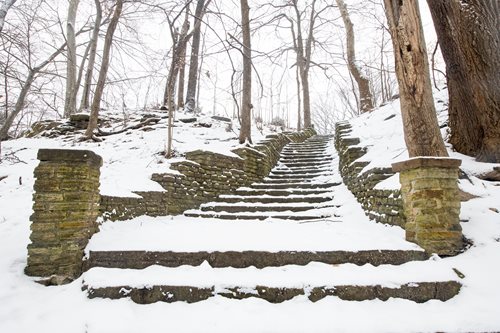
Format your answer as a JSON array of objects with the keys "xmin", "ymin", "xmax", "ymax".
[
  {"xmin": 0, "ymin": 0, "xmax": 16, "ymax": 33},
  {"xmin": 84, "ymin": 0, "xmax": 123, "ymax": 140},
  {"xmin": 238, "ymin": 0, "xmax": 252, "ymax": 144},
  {"xmin": 383, "ymin": 0, "xmax": 447, "ymax": 157},
  {"xmin": 336, "ymin": 0, "xmax": 374, "ymax": 113},
  {"xmin": 64, "ymin": 0, "xmax": 80, "ymax": 117}
]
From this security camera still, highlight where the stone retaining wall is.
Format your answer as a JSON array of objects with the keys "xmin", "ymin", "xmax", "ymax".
[
  {"xmin": 334, "ymin": 122, "xmax": 405, "ymax": 227},
  {"xmin": 101, "ymin": 129, "xmax": 316, "ymax": 220}
]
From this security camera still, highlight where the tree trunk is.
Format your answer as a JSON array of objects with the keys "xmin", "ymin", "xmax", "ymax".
[
  {"xmin": 300, "ymin": 67, "xmax": 311, "ymax": 128},
  {"xmin": 177, "ymin": 47, "xmax": 186, "ymax": 109},
  {"xmin": 79, "ymin": 0, "xmax": 102, "ymax": 112},
  {"xmin": 296, "ymin": 64, "xmax": 302, "ymax": 130},
  {"xmin": 239, "ymin": 0, "xmax": 252, "ymax": 144},
  {"xmin": 165, "ymin": 7, "xmax": 191, "ymax": 157},
  {"xmin": 383, "ymin": 0, "xmax": 448, "ymax": 157},
  {"xmin": 426, "ymin": 0, "xmax": 500, "ymax": 162},
  {"xmin": 73, "ymin": 37, "xmax": 91, "ymax": 106},
  {"xmin": 184, "ymin": 0, "xmax": 209, "ymax": 113},
  {"xmin": 85, "ymin": 0, "xmax": 123, "ymax": 139},
  {"xmin": 0, "ymin": 0, "xmax": 16, "ymax": 33},
  {"xmin": 64, "ymin": 0, "xmax": 80, "ymax": 117},
  {"xmin": 336, "ymin": 0, "xmax": 374, "ymax": 113}
]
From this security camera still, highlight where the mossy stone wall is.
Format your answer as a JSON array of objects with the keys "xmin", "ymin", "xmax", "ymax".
[
  {"xmin": 26, "ymin": 149, "xmax": 102, "ymax": 279},
  {"xmin": 100, "ymin": 128, "xmax": 316, "ymax": 220},
  {"xmin": 334, "ymin": 122, "xmax": 405, "ymax": 227}
]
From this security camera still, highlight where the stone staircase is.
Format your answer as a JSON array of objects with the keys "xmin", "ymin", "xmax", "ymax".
[
  {"xmin": 184, "ymin": 135, "xmax": 340, "ymax": 221},
  {"xmin": 82, "ymin": 135, "xmax": 462, "ymax": 304}
]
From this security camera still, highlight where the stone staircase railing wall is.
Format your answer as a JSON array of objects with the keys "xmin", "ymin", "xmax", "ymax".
[
  {"xmin": 334, "ymin": 122, "xmax": 405, "ymax": 227},
  {"xmin": 100, "ymin": 128, "xmax": 316, "ymax": 220}
]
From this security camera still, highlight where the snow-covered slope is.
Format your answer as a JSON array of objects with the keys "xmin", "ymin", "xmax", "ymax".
[{"xmin": 1, "ymin": 97, "xmax": 500, "ymax": 332}]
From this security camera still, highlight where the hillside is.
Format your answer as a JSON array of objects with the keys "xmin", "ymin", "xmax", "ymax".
[{"xmin": 0, "ymin": 95, "xmax": 500, "ymax": 332}]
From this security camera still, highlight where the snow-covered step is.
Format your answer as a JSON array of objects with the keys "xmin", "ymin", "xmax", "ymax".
[
  {"xmin": 215, "ymin": 195, "xmax": 333, "ymax": 204},
  {"xmin": 271, "ymin": 168, "xmax": 334, "ymax": 175},
  {"xmin": 232, "ymin": 187, "xmax": 335, "ymax": 195},
  {"xmin": 278, "ymin": 156, "xmax": 333, "ymax": 162},
  {"xmin": 279, "ymin": 161, "xmax": 333, "ymax": 168},
  {"xmin": 250, "ymin": 182, "xmax": 340, "ymax": 190},
  {"xmin": 266, "ymin": 173, "xmax": 334, "ymax": 180},
  {"xmin": 85, "ymin": 249, "xmax": 429, "ymax": 270},
  {"xmin": 198, "ymin": 203, "xmax": 337, "ymax": 213},
  {"xmin": 82, "ymin": 261, "xmax": 461, "ymax": 304},
  {"xmin": 184, "ymin": 210, "xmax": 332, "ymax": 221},
  {"xmin": 87, "ymin": 217, "xmax": 426, "ymax": 255}
]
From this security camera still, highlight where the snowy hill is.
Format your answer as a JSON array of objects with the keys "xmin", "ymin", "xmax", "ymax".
[{"xmin": 1, "ymin": 97, "xmax": 500, "ymax": 332}]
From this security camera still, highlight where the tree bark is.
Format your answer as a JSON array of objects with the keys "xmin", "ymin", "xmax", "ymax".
[
  {"xmin": 426, "ymin": 0, "xmax": 500, "ymax": 162},
  {"xmin": 177, "ymin": 47, "xmax": 186, "ymax": 109},
  {"xmin": 79, "ymin": 0, "xmax": 102, "ymax": 112},
  {"xmin": 336, "ymin": 0, "xmax": 374, "ymax": 113},
  {"xmin": 0, "ymin": 0, "xmax": 16, "ymax": 33},
  {"xmin": 383, "ymin": 0, "xmax": 448, "ymax": 157},
  {"xmin": 64, "ymin": 0, "xmax": 80, "ymax": 118},
  {"xmin": 84, "ymin": 0, "xmax": 123, "ymax": 139},
  {"xmin": 184, "ymin": 0, "xmax": 209, "ymax": 113},
  {"xmin": 238, "ymin": 0, "xmax": 252, "ymax": 144}
]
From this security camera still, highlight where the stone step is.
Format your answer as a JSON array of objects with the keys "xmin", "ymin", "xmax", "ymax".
[
  {"xmin": 250, "ymin": 182, "xmax": 340, "ymax": 190},
  {"xmin": 82, "ymin": 262, "xmax": 460, "ymax": 304},
  {"xmin": 215, "ymin": 195, "xmax": 333, "ymax": 204},
  {"xmin": 232, "ymin": 188, "xmax": 333, "ymax": 196},
  {"xmin": 261, "ymin": 179, "xmax": 333, "ymax": 185},
  {"xmin": 266, "ymin": 173, "xmax": 333, "ymax": 180},
  {"xmin": 199, "ymin": 203, "xmax": 336, "ymax": 213},
  {"xmin": 282, "ymin": 148, "xmax": 328, "ymax": 153},
  {"xmin": 284, "ymin": 143, "xmax": 329, "ymax": 149},
  {"xmin": 183, "ymin": 211, "xmax": 331, "ymax": 221},
  {"xmin": 280, "ymin": 161, "xmax": 333, "ymax": 168},
  {"xmin": 279, "ymin": 157, "xmax": 334, "ymax": 163},
  {"xmin": 85, "ymin": 249, "xmax": 429, "ymax": 270},
  {"xmin": 279, "ymin": 153, "xmax": 332, "ymax": 159},
  {"xmin": 271, "ymin": 168, "xmax": 334, "ymax": 175}
]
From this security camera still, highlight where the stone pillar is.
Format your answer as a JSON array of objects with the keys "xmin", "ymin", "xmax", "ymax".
[
  {"xmin": 25, "ymin": 149, "xmax": 102, "ymax": 280},
  {"xmin": 392, "ymin": 158, "xmax": 463, "ymax": 256}
]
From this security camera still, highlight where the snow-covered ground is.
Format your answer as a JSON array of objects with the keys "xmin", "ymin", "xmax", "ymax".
[{"xmin": 1, "ymin": 98, "xmax": 500, "ymax": 332}]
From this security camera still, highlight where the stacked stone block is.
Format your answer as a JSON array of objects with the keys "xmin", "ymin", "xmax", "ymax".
[
  {"xmin": 100, "ymin": 128, "xmax": 316, "ymax": 220},
  {"xmin": 334, "ymin": 122, "xmax": 405, "ymax": 227},
  {"xmin": 393, "ymin": 158, "xmax": 463, "ymax": 255},
  {"xmin": 26, "ymin": 149, "xmax": 102, "ymax": 279}
]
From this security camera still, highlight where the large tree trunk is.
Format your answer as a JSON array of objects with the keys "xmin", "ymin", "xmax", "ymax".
[
  {"xmin": 84, "ymin": 0, "xmax": 123, "ymax": 139},
  {"xmin": 184, "ymin": 0, "xmax": 209, "ymax": 113},
  {"xmin": 238, "ymin": 0, "xmax": 252, "ymax": 144},
  {"xmin": 336, "ymin": 0, "xmax": 374, "ymax": 113},
  {"xmin": 79, "ymin": 0, "xmax": 102, "ymax": 112},
  {"xmin": 426, "ymin": 0, "xmax": 500, "ymax": 162},
  {"xmin": 64, "ymin": 0, "xmax": 80, "ymax": 118},
  {"xmin": 383, "ymin": 0, "xmax": 448, "ymax": 157},
  {"xmin": 300, "ymin": 68, "xmax": 311, "ymax": 128},
  {"xmin": 0, "ymin": 0, "xmax": 16, "ymax": 33}
]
